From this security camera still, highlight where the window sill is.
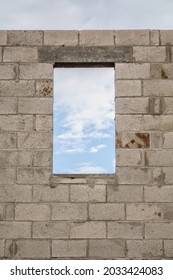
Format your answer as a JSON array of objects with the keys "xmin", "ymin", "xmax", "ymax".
[{"xmin": 49, "ymin": 174, "xmax": 117, "ymax": 187}]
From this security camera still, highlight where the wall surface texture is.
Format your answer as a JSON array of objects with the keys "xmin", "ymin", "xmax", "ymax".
[{"xmin": 0, "ymin": 30, "xmax": 173, "ymax": 259}]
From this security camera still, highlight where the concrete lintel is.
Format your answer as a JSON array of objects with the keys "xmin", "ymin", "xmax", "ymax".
[{"xmin": 38, "ymin": 46, "xmax": 133, "ymax": 64}]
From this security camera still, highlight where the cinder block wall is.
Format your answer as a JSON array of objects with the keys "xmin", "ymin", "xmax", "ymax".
[{"xmin": 0, "ymin": 30, "xmax": 173, "ymax": 259}]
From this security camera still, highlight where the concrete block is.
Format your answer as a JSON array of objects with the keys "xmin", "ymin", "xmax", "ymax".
[
  {"xmin": 116, "ymin": 97, "xmax": 149, "ymax": 114},
  {"xmin": 70, "ymin": 221, "xmax": 106, "ymax": 238},
  {"xmin": 0, "ymin": 64, "xmax": 16, "ymax": 79},
  {"xmin": 107, "ymin": 185, "xmax": 143, "ymax": 202},
  {"xmin": 0, "ymin": 185, "xmax": 32, "ymax": 202},
  {"xmin": 144, "ymin": 186, "xmax": 173, "ymax": 202},
  {"xmin": 0, "ymin": 31, "xmax": 7, "ymax": 45},
  {"xmin": 116, "ymin": 97, "xmax": 149, "ymax": 115},
  {"xmin": 0, "ymin": 151, "xmax": 17, "ymax": 167},
  {"xmin": 0, "ymin": 204, "xmax": 4, "ymax": 220},
  {"xmin": 5, "ymin": 240, "xmax": 50, "ymax": 259},
  {"xmin": 5, "ymin": 204, "xmax": 14, "ymax": 220},
  {"xmin": 80, "ymin": 30, "xmax": 114, "ymax": 46},
  {"xmin": 86, "ymin": 177, "xmax": 117, "ymax": 185},
  {"xmin": 117, "ymin": 132, "xmax": 150, "ymax": 149},
  {"xmin": 3, "ymin": 47, "xmax": 38, "ymax": 62},
  {"xmin": 70, "ymin": 184, "xmax": 106, "ymax": 202},
  {"xmin": 143, "ymin": 116, "xmax": 161, "ymax": 131},
  {"xmin": 108, "ymin": 222, "xmax": 143, "ymax": 239},
  {"xmin": 33, "ymin": 221, "xmax": 70, "ymax": 239},
  {"xmin": 115, "ymin": 30, "xmax": 149, "ymax": 45},
  {"xmin": 116, "ymin": 63, "xmax": 150, "ymax": 79},
  {"xmin": 19, "ymin": 63, "xmax": 53, "ymax": 79},
  {"xmin": 152, "ymin": 168, "xmax": 164, "ymax": 187},
  {"xmin": 0, "ymin": 97, "xmax": 17, "ymax": 114},
  {"xmin": 0, "ymin": 81, "xmax": 35, "ymax": 97},
  {"xmin": 150, "ymin": 30, "xmax": 160, "ymax": 45},
  {"xmin": 89, "ymin": 239, "xmax": 125, "ymax": 259},
  {"xmin": 36, "ymin": 80, "xmax": 53, "ymax": 97},
  {"xmin": 162, "ymin": 116, "xmax": 173, "ymax": 131},
  {"xmin": 8, "ymin": 31, "xmax": 43, "ymax": 46},
  {"xmin": 116, "ymin": 80, "xmax": 141, "ymax": 97},
  {"xmin": 153, "ymin": 167, "xmax": 167, "ymax": 187},
  {"xmin": 116, "ymin": 115, "xmax": 142, "ymax": 132},
  {"xmin": 150, "ymin": 63, "xmax": 173, "ymax": 79},
  {"xmin": 153, "ymin": 202, "xmax": 173, "ymax": 221},
  {"xmin": 144, "ymin": 150, "xmax": 173, "ymax": 166},
  {"xmin": 33, "ymin": 150, "xmax": 52, "ymax": 166},
  {"xmin": 170, "ymin": 48, "xmax": 173, "ymax": 62},
  {"xmin": 116, "ymin": 149, "xmax": 142, "ymax": 166},
  {"xmin": 163, "ymin": 168, "xmax": 173, "ymax": 184},
  {"xmin": 52, "ymin": 203, "xmax": 87, "ymax": 220},
  {"xmin": 148, "ymin": 97, "xmax": 163, "ymax": 115},
  {"xmin": 134, "ymin": 47, "xmax": 166, "ymax": 62},
  {"xmin": 0, "ymin": 168, "xmax": 16, "ymax": 185},
  {"xmin": 145, "ymin": 222, "xmax": 173, "ymax": 239},
  {"xmin": 89, "ymin": 203, "xmax": 125, "ymax": 220},
  {"xmin": 15, "ymin": 204, "xmax": 50, "ymax": 221},
  {"xmin": 153, "ymin": 202, "xmax": 173, "ymax": 220},
  {"xmin": 0, "ymin": 115, "xmax": 34, "ymax": 132},
  {"xmin": 18, "ymin": 98, "xmax": 52, "ymax": 114},
  {"xmin": 17, "ymin": 167, "xmax": 51, "ymax": 184},
  {"xmin": 18, "ymin": 132, "xmax": 52, "ymax": 149},
  {"xmin": 126, "ymin": 203, "xmax": 164, "ymax": 221},
  {"xmin": 160, "ymin": 30, "xmax": 173, "ymax": 45},
  {"xmin": 52, "ymin": 240, "xmax": 87, "ymax": 258},
  {"xmin": 90, "ymin": 177, "xmax": 117, "ymax": 185},
  {"xmin": 44, "ymin": 30, "xmax": 78, "ymax": 46},
  {"xmin": 116, "ymin": 167, "xmax": 151, "ymax": 185},
  {"xmin": 163, "ymin": 132, "xmax": 173, "ymax": 148},
  {"xmin": 151, "ymin": 132, "xmax": 163, "ymax": 148},
  {"xmin": 18, "ymin": 149, "xmax": 33, "ymax": 165},
  {"xmin": 35, "ymin": 115, "xmax": 52, "ymax": 131},
  {"xmin": 18, "ymin": 150, "xmax": 32, "ymax": 167},
  {"xmin": 16, "ymin": 150, "xmax": 33, "ymax": 167},
  {"xmin": 144, "ymin": 116, "xmax": 173, "ymax": 131},
  {"xmin": 127, "ymin": 240, "xmax": 162, "ymax": 259},
  {"xmin": 0, "ymin": 240, "xmax": 4, "ymax": 258},
  {"xmin": 143, "ymin": 80, "xmax": 173, "ymax": 96},
  {"xmin": 0, "ymin": 222, "xmax": 31, "ymax": 238},
  {"xmin": 164, "ymin": 241, "xmax": 173, "ymax": 258},
  {"xmin": 33, "ymin": 185, "xmax": 69, "ymax": 202},
  {"xmin": 17, "ymin": 150, "xmax": 33, "ymax": 167}
]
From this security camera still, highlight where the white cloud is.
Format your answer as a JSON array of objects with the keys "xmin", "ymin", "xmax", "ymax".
[
  {"xmin": 54, "ymin": 68, "xmax": 115, "ymax": 154},
  {"xmin": 64, "ymin": 162, "xmax": 107, "ymax": 174},
  {"xmin": 54, "ymin": 136, "xmax": 85, "ymax": 154},
  {"xmin": 89, "ymin": 144, "xmax": 106, "ymax": 153},
  {"xmin": 55, "ymin": 131, "xmax": 111, "ymax": 141},
  {"xmin": 55, "ymin": 146, "xmax": 85, "ymax": 154}
]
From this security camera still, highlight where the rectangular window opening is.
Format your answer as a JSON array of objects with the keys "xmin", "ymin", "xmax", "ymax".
[{"xmin": 53, "ymin": 66, "xmax": 115, "ymax": 175}]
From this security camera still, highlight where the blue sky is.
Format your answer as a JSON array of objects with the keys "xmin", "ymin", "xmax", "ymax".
[
  {"xmin": 1, "ymin": 0, "xmax": 173, "ymax": 173},
  {"xmin": 53, "ymin": 68, "xmax": 115, "ymax": 174}
]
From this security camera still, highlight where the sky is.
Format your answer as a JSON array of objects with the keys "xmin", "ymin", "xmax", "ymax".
[
  {"xmin": 1, "ymin": 0, "xmax": 173, "ymax": 30},
  {"xmin": 53, "ymin": 68, "xmax": 115, "ymax": 174},
  {"xmin": 1, "ymin": 0, "xmax": 173, "ymax": 174}
]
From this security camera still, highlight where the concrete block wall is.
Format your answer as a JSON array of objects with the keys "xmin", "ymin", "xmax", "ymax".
[{"xmin": 0, "ymin": 30, "xmax": 173, "ymax": 259}]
